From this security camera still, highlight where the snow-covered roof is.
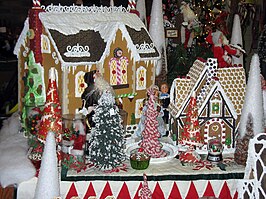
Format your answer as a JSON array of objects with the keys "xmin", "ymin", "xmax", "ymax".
[{"xmin": 14, "ymin": 5, "xmax": 160, "ymax": 67}]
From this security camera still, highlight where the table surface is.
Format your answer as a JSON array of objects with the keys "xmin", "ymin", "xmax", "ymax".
[{"xmin": 64, "ymin": 155, "xmax": 245, "ymax": 182}]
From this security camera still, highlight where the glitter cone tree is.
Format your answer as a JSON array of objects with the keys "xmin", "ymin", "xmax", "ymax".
[
  {"xmin": 88, "ymin": 91, "xmax": 126, "ymax": 171},
  {"xmin": 179, "ymin": 92, "xmax": 203, "ymax": 147},
  {"xmin": 139, "ymin": 93, "xmax": 166, "ymax": 158},
  {"xmin": 38, "ymin": 67, "xmax": 62, "ymax": 143}
]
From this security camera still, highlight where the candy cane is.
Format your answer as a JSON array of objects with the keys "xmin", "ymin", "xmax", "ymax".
[
  {"xmin": 128, "ymin": 0, "xmax": 136, "ymax": 10},
  {"xmin": 32, "ymin": 0, "xmax": 41, "ymax": 7},
  {"xmin": 116, "ymin": 58, "xmax": 122, "ymax": 85}
]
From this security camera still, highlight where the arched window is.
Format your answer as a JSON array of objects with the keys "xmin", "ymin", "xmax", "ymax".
[
  {"xmin": 136, "ymin": 66, "xmax": 146, "ymax": 90},
  {"xmin": 41, "ymin": 34, "xmax": 51, "ymax": 54},
  {"xmin": 75, "ymin": 71, "xmax": 87, "ymax": 97}
]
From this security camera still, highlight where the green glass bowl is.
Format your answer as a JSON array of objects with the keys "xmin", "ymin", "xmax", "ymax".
[{"xmin": 130, "ymin": 158, "xmax": 150, "ymax": 170}]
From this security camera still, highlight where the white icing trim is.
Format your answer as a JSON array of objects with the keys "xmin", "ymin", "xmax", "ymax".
[
  {"xmin": 14, "ymin": 18, "xmax": 29, "ymax": 56},
  {"xmin": 135, "ymin": 42, "xmax": 156, "ymax": 54},
  {"xmin": 42, "ymin": 4, "xmax": 129, "ymax": 13},
  {"xmin": 64, "ymin": 43, "xmax": 90, "ymax": 58}
]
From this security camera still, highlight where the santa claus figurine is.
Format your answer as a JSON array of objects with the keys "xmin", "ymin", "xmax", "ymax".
[{"xmin": 206, "ymin": 30, "xmax": 242, "ymax": 68}]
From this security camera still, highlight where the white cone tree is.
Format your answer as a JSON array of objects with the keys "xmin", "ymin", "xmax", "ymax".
[
  {"xmin": 231, "ymin": 14, "xmax": 244, "ymax": 67},
  {"xmin": 149, "ymin": 0, "xmax": 166, "ymax": 76},
  {"xmin": 136, "ymin": 0, "xmax": 147, "ymax": 27},
  {"xmin": 34, "ymin": 132, "xmax": 60, "ymax": 199},
  {"xmin": 238, "ymin": 54, "xmax": 264, "ymax": 138}
]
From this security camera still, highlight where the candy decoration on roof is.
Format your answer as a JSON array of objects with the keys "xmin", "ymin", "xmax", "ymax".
[
  {"xmin": 32, "ymin": 0, "xmax": 41, "ymax": 8},
  {"xmin": 38, "ymin": 67, "xmax": 62, "ymax": 142},
  {"xmin": 179, "ymin": 91, "xmax": 203, "ymax": 147},
  {"xmin": 34, "ymin": 132, "xmax": 60, "ymax": 199},
  {"xmin": 128, "ymin": 0, "xmax": 137, "ymax": 10},
  {"xmin": 139, "ymin": 174, "xmax": 152, "ymax": 199},
  {"xmin": 139, "ymin": 86, "xmax": 166, "ymax": 158},
  {"xmin": 29, "ymin": 0, "xmax": 44, "ymax": 64}
]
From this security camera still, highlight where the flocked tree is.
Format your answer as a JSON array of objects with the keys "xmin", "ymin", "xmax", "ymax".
[
  {"xmin": 88, "ymin": 91, "xmax": 126, "ymax": 171},
  {"xmin": 34, "ymin": 132, "xmax": 60, "ymax": 199},
  {"xmin": 238, "ymin": 54, "xmax": 264, "ymax": 138}
]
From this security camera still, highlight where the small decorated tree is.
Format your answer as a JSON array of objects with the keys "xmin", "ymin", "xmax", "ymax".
[
  {"xmin": 234, "ymin": 113, "xmax": 254, "ymax": 165},
  {"xmin": 139, "ymin": 90, "xmax": 166, "ymax": 158},
  {"xmin": 22, "ymin": 51, "xmax": 46, "ymax": 133},
  {"xmin": 38, "ymin": 67, "xmax": 62, "ymax": 143},
  {"xmin": 179, "ymin": 92, "xmax": 203, "ymax": 147},
  {"xmin": 88, "ymin": 91, "xmax": 126, "ymax": 171}
]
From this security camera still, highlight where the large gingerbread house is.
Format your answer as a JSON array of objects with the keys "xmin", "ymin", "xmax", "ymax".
[
  {"xmin": 169, "ymin": 58, "xmax": 246, "ymax": 151},
  {"xmin": 14, "ymin": 4, "xmax": 160, "ymax": 124}
]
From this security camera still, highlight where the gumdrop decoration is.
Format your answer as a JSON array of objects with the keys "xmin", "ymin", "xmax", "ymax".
[{"xmin": 38, "ymin": 67, "xmax": 62, "ymax": 143}]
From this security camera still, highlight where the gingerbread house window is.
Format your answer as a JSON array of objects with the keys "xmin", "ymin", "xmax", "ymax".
[
  {"xmin": 136, "ymin": 66, "xmax": 146, "ymax": 90},
  {"xmin": 41, "ymin": 34, "xmax": 51, "ymax": 54},
  {"xmin": 109, "ymin": 48, "xmax": 129, "ymax": 88},
  {"xmin": 210, "ymin": 94, "xmax": 222, "ymax": 117},
  {"xmin": 75, "ymin": 71, "xmax": 87, "ymax": 97},
  {"xmin": 135, "ymin": 98, "xmax": 145, "ymax": 119}
]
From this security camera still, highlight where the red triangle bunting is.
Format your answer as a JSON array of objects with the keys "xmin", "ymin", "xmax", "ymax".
[
  {"xmin": 83, "ymin": 182, "xmax": 96, "ymax": 199},
  {"xmin": 99, "ymin": 182, "xmax": 113, "ymax": 199},
  {"xmin": 218, "ymin": 181, "xmax": 232, "ymax": 199},
  {"xmin": 202, "ymin": 181, "xmax": 215, "ymax": 197},
  {"xmin": 134, "ymin": 182, "xmax": 143, "ymax": 199},
  {"xmin": 233, "ymin": 191, "xmax": 238, "ymax": 199},
  {"xmin": 117, "ymin": 182, "xmax": 131, "ymax": 199},
  {"xmin": 168, "ymin": 182, "xmax": 182, "ymax": 199},
  {"xmin": 185, "ymin": 181, "xmax": 199, "ymax": 199},
  {"xmin": 152, "ymin": 182, "xmax": 165, "ymax": 199},
  {"xmin": 65, "ymin": 183, "xmax": 78, "ymax": 199}
]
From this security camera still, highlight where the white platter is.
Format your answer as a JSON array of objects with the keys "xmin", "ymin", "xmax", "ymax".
[{"xmin": 125, "ymin": 142, "xmax": 179, "ymax": 163}]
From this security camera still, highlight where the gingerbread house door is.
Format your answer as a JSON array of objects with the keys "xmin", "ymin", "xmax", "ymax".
[{"xmin": 204, "ymin": 118, "xmax": 226, "ymax": 149}]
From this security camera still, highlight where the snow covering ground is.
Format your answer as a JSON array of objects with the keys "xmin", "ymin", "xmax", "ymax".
[{"xmin": 0, "ymin": 113, "xmax": 36, "ymax": 188}]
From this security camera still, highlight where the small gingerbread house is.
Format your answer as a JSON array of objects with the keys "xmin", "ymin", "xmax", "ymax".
[
  {"xmin": 14, "ymin": 4, "xmax": 160, "ymax": 124},
  {"xmin": 169, "ymin": 58, "xmax": 246, "ymax": 151}
]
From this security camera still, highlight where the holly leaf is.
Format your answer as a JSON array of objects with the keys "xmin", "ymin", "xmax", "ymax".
[
  {"xmin": 29, "ymin": 78, "xmax": 34, "ymax": 88},
  {"xmin": 217, "ymin": 162, "xmax": 226, "ymax": 171},
  {"xmin": 31, "ymin": 68, "xmax": 38, "ymax": 74}
]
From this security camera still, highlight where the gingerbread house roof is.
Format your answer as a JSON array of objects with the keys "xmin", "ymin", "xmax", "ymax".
[
  {"xmin": 14, "ymin": 5, "xmax": 160, "ymax": 67},
  {"xmin": 169, "ymin": 58, "xmax": 246, "ymax": 118}
]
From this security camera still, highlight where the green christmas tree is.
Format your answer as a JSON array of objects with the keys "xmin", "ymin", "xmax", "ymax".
[
  {"xmin": 21, "ymin": 51, "xmax": 46, "ymax": 136},
  {"xmin": 88, "ymin": 91, "xmax": 126, "ymax": 171},
  {"xmin": 22, "ymin": 51, "xmax": 46, "ymax": 106}
]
